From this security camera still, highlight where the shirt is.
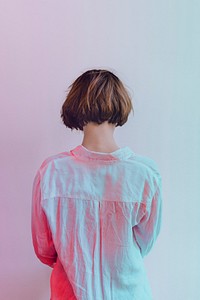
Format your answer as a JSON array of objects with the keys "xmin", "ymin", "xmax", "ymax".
[{"xmin": 31, "ymin": 144, "xmax": 162, "ymax": 300}]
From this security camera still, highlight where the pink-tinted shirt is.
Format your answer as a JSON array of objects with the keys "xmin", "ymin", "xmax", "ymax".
[{"xmin": 31, "ymin": 144, "xmax": 162, "ymax": 300}]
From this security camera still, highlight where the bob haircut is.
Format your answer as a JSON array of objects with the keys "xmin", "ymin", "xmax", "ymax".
[{"xmin": 60, "ymin": 69, "xmax": 134, "ymax": 131}]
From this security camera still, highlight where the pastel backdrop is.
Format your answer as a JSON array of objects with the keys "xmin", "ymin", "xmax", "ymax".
[{"xmin": 0, "ymin": 1, "xmax": 199, "ymax": 299}]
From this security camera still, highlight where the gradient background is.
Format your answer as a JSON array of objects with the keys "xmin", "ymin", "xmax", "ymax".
[{"xmin": 0, "ymin": 1, "xmax": 200, "ymax": 299}]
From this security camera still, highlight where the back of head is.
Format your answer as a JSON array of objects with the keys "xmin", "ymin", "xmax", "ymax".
[{"xmin": 61, "ymin": 69, "xmax": 134, "ymax": 131}]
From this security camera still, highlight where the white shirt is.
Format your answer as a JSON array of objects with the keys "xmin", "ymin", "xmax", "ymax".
[{"xmin": 31, "ymin": 144, "xmax": 162, "ymax": 300}]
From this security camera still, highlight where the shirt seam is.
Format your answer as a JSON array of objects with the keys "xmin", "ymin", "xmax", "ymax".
[
  {"xmin": 69, "ymin": 156, "xmax": 133, "ymax": 164},
  {"xmin": 41, "ymin": 195, "xmax": 150, "ymax": 205}
]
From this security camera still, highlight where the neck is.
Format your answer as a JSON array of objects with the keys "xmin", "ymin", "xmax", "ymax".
[{"xmin": 81, "ymin": 122, "xmax": 120, "ymax": 152}]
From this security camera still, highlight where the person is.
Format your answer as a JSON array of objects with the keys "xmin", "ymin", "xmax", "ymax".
[{"xmin": 31, "ymin": 69, "xmax": 162, "ymax": 300}]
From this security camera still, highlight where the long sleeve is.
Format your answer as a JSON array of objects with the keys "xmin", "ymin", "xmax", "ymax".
[
  {"xmin": 31, "ymin": 169, "xmax": 57, "ymax": 267},
  {"xmin": 133, "ymin": 177, "xmax": 162, "ymax": 257}
]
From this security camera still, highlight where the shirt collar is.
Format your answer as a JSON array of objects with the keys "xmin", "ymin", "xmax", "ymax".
[{"xmin": 70, "ymin": 144, "xmax": 134, "ymax": 162}]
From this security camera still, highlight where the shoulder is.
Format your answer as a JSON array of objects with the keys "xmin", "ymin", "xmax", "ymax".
[
  {"xmin": 36, "ymin": 151, "xmax": 71, "ymax": 177},
  {"xmin": 129, "ymin": 151, "xmax": 162, "ymax": 186},
  {"xmin": 134, "ymin": 153, "xmax": 160, "ymax": 174}
]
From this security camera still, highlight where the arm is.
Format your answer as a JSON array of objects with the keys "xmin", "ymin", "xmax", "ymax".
[
  {"xmin": 31, "ymin": 169, "xmax": 57, "ymax": 267},
  {"xmin": 133, "ymin": 178, "xmax": 162, "ymax": 257}
]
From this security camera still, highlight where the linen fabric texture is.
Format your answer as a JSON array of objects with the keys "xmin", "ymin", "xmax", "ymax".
[{"xmin": 31, "ymin": 144, "xmax": 162, "ymax": 300}]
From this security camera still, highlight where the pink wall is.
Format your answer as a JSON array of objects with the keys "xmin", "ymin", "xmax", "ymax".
[{"xmin": 0, "ymin": 1, "xmax": 199, "ymax": 299}]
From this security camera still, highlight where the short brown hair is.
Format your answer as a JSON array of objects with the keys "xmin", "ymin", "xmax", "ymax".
[{"xmin": 60, "ymin": 69, "xmax": 134, "ymax": 131}]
